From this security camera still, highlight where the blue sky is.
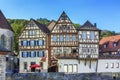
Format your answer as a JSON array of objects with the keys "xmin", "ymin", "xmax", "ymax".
[{"xmin": 0, "ymin": 0, "xmax": 120, "ymax": 32}]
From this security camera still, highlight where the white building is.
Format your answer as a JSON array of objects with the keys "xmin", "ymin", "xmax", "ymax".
[
  {"xmin": 0, "ymin": 10, "xmax": 14, "ymax": 80},
  {"xmin": 19, "ymin": 19, "xmax": 49, "ymax": 73}
]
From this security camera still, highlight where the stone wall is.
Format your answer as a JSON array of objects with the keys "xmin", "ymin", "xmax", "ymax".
[{"xmin": 6, "ymin": 73, "xmax": 120, "ymax": 80}]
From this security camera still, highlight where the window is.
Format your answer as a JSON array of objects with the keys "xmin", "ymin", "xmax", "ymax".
[
  {"xmin": 61, "ymin": 17, "xmax": 67, "ymax": 20},
  {"xmin": 105, "ymin": 63, "xmax": 108, "ymax": 68},
  {"xmin": 82, "ymin": 32, "xmax": 86, "ymax": 39},
  {"xmin": 72, "ymin": 35, "xmax": 76, "ymax": 41},
  {"xmin": 27, "ymin": 41, "xmax": 30, "ymax": 46},
  {"xmin": 31, "ymin": 40, "xmax": 34, "ymax": 46},
  {"xmin": 21, "ymin": 41, "xmax": 23, "ymax": 46},
  {"xmin": 53, "ymin": 35, "xmax": 57, "ymax": 42},
  {"xmin": 90, "ymin": 32, "xmax": 95, "ymax": 39},
  {"xmin": 111, "ymin": 63, "xmax": 114, "ymax": 68},
  {"xmin": 73, "ymin": 64, "xmax": 78, "ymax": 73},
  {"xmin": 23, "ymin": 41, "xmax": 27, "ymax": 46},
  {"xmin": 60, "ymin": 35, "xmax": 63, "ymax": 42},
  {"xmin": 103, "ymin": 44, "xmax": 107, "ymax": 48},
  {"xmin": 22, "ymin": 51, "xmax": 28, "ymax": 58},
  {"xmin": 29, "ymin": 30, "xmax": 35, "ymax": 36},
  {"xmin": 40, "ymin": 62, "xmax": 43, "ymax": 69},
  {"xmin": 27, "ymin": 51, "xmax": 31, "ymax": 57},
  {"xmin": 37, "ymin": 51, "xmax": 44, "ymax": 57},
  {"xmin": 31, "ymin": 62, "xmax": 36, "ymax": 65},
  {"xmin": 116, "ymin": 63, "xmax": 119, "ymax": 68},
  {"xmin": 31, "ymin": 51, "xmax": 36, "ymax": 57},
  {"xmin": 66, "ymin": 35, "xmax": 70, "ymax": 41},
  {"xmin": 113, "ymin": 42, "xmax": 117, "ymax": 47},
  {"xmin": 24, "ymin": 62, "xmax": 27, "ymax": 70},
  {"xmin": 64, "ymin": 64, "xmax": 68, "ymax": 73},
  {"xmin": 0, "ymin": 34, "xmax": 6, "ymax": 48},
  {"xmin": 29, "ymin": 22, "xmax": 34, "ymax": 27},
  {"xmin": 39, "ymin": 40, "xmax": 44, "ymax": 46},
  {"xmin": 68, "ymin": 64, "xmax": 73, "ymax": 73}
]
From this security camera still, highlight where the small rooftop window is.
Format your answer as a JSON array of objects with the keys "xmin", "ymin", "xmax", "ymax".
[
  {"xmin": 113, "ymin": 42, "xmax": 117, "ymax": 47},
  {"xmin": 103, "ymin": 44, "xmax": 107, "ymax": 48}
]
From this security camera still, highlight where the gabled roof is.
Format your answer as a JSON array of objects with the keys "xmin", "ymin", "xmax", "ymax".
[
  {"xmin": 0, "ymin": 10, "xmax": 13, "ymax": 32},
  {"xmin": 78, "ymin": 20, "xmax": 100, "ymax": 31},
  {"xmin": 51, "ymin": 11, "xmax": 77, "ymax": 32},
  {"xmin": 99, "ymin": 35, "xmax": 120, "ymax": 52},
  {"xmin": 31, "ymin": 19, "xmax": 50, "ymax": 34},
  {"xmin": 47, "ymin": 20, "xmax": 56, "ymax": 31}
]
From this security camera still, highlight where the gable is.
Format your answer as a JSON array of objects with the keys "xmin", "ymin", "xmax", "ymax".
[
  {"xmin": 52, "ymin": 11, "xmax": 77, "ymax": 33},
  {"xmin": 19, "ymin": 20, "xmax": 45, "ymax": 38}
]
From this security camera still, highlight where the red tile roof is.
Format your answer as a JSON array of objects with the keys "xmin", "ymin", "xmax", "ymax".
[
  {"xmin": 0, "ymin": 10, "xmax": 13, "ymax": 32},
  {"xmin": 99, "ymin": 35, "xmax": 120, "ymax": 52}
]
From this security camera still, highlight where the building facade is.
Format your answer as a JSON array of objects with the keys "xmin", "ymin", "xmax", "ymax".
[
  {"xmin": 18, "ymin": 11, "xmax": 120, "ymax": 74},
  {"xmin": 0, "ymin": 10, "xmax": 14, "ymax": 80},
  {"xmin": 98, "ymin": 35, "xmax": 120, "ymax": 73},
  {"xmin": 19, "ymin": 19, "xmax": 49, "ymax": 73}
]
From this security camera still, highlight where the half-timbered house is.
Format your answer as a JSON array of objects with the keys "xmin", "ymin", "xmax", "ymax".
[
  {"xmin": 97, "ymin": 35, "xmax": 120, "ymax": 75},
  {"xmin": 49, "ymin": 11, "xmax": 78, "ymax": 72},
  {"xmin": 77, "ymin": 21, "xmax": 100, "ymax": 73},
  {"xmin": 19, "ymin": 19, "xmax": 50, "ymax": 73}
]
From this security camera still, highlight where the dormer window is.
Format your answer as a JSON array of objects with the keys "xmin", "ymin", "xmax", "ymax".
[
  {"xmin": 113, "ymin": 42, "xmax": 117, "ymax": 47},
  {"xmin": 103, "ymin": 44, "xmax": 107, "ymax": 48}
]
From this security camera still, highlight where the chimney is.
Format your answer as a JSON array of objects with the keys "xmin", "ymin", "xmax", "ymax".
[{"xmin": 94, "ymin": 23, "xmax": 97, "ymax": 27}]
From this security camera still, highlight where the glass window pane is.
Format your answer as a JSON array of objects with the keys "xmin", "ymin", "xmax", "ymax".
[
  {"xmin": 31, "ymin": 41, "xmax": 34, "ymax": 46},
  {"xmin": 53, "ymin": 35, "xmax": 57, "ymax": 42},
  {"xmin": 82, "ymin": 32, "xmax": 86, "ymax": 39},
  {"xmin": 90, "ymin": 32, "xmax": 95, "ymax": 39},
  {"xmin": 66, "ymin": 35, "xmax": 70, "ymax": 41},
  {"xmin": 60, "ymin": 35, "xmax": 63, "ymax": 42},
  {"xmin": 72, "ymin": 35, "xmax": 76, "ymax": 41}
]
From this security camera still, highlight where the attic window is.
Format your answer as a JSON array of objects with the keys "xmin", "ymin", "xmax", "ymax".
[
  {"xmin": 113, "ymin": 42, "xmax": 117, "ymax": 47},
  {"xmin": 29, "ymin": 23, "xmax": 34, "ymax": 27},
  {"xmin": 103, "ymin": 44, "xmax": 107, "ymax": 48}
]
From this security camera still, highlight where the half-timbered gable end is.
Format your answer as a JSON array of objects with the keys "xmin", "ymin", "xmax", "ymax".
[
  {"xmin": 19, "ymin": 19, "xmax": 50, "ymax": 50},
  {"xmin": 19, "ymin": 19, "xmax": 49, "ymax": 73},
  {"xmin": 78, "ymin": 20, "xmax": 100, "ymax": 59}
]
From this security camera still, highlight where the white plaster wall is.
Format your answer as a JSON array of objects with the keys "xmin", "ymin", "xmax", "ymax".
[
  {"xmin": 58, "ymin": 59, "xmax": 97, "ymax": 73},
  {"xmin": 97, "ymin": 59, "xmax": 120, "ymax": 73},
  {"xmin": 0, "ymin": 28, "xmax": 14, "ymax": 51},
  {"xmin": 0, "ymin": 55, "xmax": 6, "ymax": 80},
  {"xmin": 19, "ymin": 50, "xmax": 48, "ymax": 73}
]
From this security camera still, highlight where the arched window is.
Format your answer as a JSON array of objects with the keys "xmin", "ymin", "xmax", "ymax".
[
  {"xmin": 0, "ymin": 34, "xmax": 6, "ymax": 48},
  {"xmin": 60, "ymin": 35, "xmax": 64, "ymax": 42}
]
